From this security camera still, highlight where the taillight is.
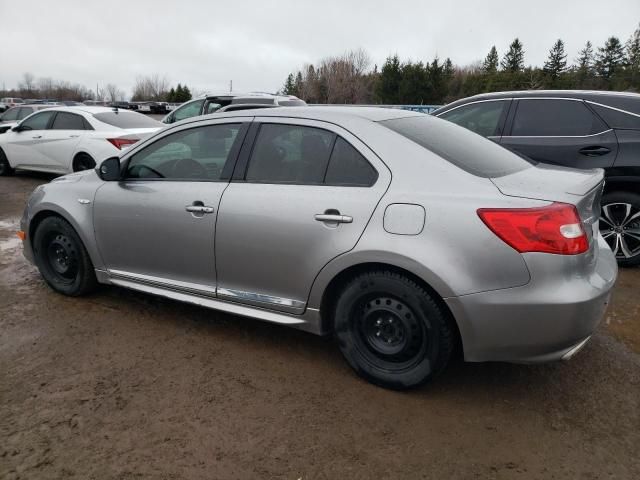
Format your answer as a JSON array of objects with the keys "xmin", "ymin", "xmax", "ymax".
[
  {"xmin": 477, "ymin": 202, "xmax": 588, "ymax": 255},
  {"xmin": 106, "ymin": 138, "xmax": 138, "ymax": 150}
]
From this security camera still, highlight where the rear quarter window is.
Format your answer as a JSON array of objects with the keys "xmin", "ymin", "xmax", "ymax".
[
  {"xmin": 380, "ymin": 115, "xmax": 533, "ymax": 178},
  {"xmin": 588, "ymin": 103, "xmax": 640, "ymax": 130},
  {"xmin": 93, "ymin": 112, "xmax": 162, "ymax": 129}
]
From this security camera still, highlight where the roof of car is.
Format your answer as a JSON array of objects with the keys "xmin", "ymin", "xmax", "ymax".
[{"xmin": 39, "ymin": 106, "xmax": 140, "ymax": 115}]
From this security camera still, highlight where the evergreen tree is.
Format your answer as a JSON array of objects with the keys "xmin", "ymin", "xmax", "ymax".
[
  {"xmin": 595, "ymin": 36, "xmax": 626, "ymax": 79},
  {"xmin": 576, "ymin": 41, "xmax": 595, "ymax": 74},
  {"xmin": 543, "ymin": 39, "xmax": 567, "ymax": 79},
  {"xmin": 626, "ymin": 23, "xmax": 640, "ymax": 86},
  {"xmin": 483, "ymin": 46, "xmax": 499, "ymax": 73},
  {"xmin": 182, "ymin": 85, "xmax": 192, "ymax": 101},
  {"xmin": 375, "ymin": 54, "xmax": 402, "ymax": 104},
  {"xmin": 282, "ymin": 73, "xmax": 296, "ymax": 95},
  {"xmin": 167, "ymin": 87, "xmax": 176, "ymax": 102},
  {"xmin": 175, "ymin": 84, "xmax": 184, "ymax": 101},
  {"xmin": 501, "ymin": 38, "xmax": 525, "ymax": 72}
]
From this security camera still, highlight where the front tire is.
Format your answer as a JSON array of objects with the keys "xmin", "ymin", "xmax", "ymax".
[
  {"xmin": 73, "ymin": 153, "xmax": 96, "ymax": 172},
  {"xmin": 600, "ymin": 191, "xmax": 640, "ymax": 267},
  {"xmin": 334, "ymin": 271, "xmax": 454, "ymax": 390},
  {"xmin": 33, "ymin": 216, "xmax": 97, "ymax": 296},
  {"xmin": 0, "ymin": 148, "xmax": 14, "ymax": 176}
]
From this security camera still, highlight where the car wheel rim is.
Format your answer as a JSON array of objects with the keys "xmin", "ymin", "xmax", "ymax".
[
  {"xmin": 45, "ymin": 233, "xmax": 79, "ymax": 282},
  {"xmin": 352, "ymin": 296, "xmax": 428, "ymax": 370},
  {"xmin": 600, "ymin": 203, "xmax": 640, "ymax": 260}
]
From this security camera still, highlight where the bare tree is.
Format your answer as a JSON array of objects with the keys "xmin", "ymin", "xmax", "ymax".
[
  {"xmin": 105, "ymin": 83, "xmax": 125, "ymax": 102},
  {"xmin": 18, "ymin": 72, "xmax": 36, "ymax": 96},
  {"xmin": 131, "ymin": 74, "xmax": 170, "ymax": 101}
]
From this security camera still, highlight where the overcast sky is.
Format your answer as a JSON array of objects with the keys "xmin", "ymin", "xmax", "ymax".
[{"xmin": 1, "ymin": 0, "xmax": 639, "ymax": 98}]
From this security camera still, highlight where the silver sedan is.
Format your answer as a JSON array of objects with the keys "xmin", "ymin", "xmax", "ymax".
[{"xmin": 19, "ymin": 107, "xmax": 617, "ymax": 389}]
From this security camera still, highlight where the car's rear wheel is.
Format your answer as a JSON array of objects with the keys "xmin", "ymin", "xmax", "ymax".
[
  {"xmin": 333, "ymin": 271, "xmax": 454, "ymax": 390},
  {"xmin": 600, "ymin": 192, "xmax": 640, "ymax": 267},
  {"xmin": 0, "ymin": 148, "xmax": 14, "ymax": 176},
  {"xmin": 73, "ymin": 153, "xmax": 96, "ymax": 172},
  {"xmin": 33, "ymin": 216, "xmax": 97, "ymax": 296}
]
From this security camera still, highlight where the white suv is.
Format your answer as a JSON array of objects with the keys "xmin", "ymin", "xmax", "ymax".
[{"xmin": 0, "ymin": 97, "xmax": 25, "ymax": 112}]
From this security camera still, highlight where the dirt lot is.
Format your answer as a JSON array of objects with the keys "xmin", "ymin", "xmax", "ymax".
[{"xmin": 1, "ymin": 174, "xmax": 639, "ymax": 480}]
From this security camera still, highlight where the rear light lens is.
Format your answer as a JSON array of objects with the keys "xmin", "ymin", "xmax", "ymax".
[
  {"xmin": 477, "ymin": 202, "xmax": 588, "ymax": 255},
  {"xmin": 107, "ymin": 138, "xmax": 138, "ymax": 150}
]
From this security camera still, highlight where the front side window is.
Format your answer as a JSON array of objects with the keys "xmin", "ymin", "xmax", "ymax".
[
  {"xmin": 20, "ymin": 111, "xmax": 56, "ymax": 130},
  {"xmin": 52, "ymin": 112, "xmax": 87, "ymax": 130},
  {"xmin": 173, "ymin": 100, "xmax": 204, "ymax": 122},
  {"xmin": 1, "ymin": 107, "xmax": 20, "ymax": 121},
  {"xmin": 126, "ymin": 123, "xmax": 242, "ymax": 181},
  {"xmin": 17, "ymin": 107, "xmax": 35, "ymax": 120},
  {"xmin": 511, "ymin": 99, "xmax": 607, "ymax": 136},
  {"xmin": 245, "ymin": 124, "xmax": 335, "ymax": 184},
  {"xmin": 438, "ymin": 101, "xmax": 507, "ymax": 137}
]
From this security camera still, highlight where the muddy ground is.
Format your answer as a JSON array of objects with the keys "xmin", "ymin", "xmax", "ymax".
[{"xmin": 1, "ymin": 174, "xmax": 639, "ymax": 480}]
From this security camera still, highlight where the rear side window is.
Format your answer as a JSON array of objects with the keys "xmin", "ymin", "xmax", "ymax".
[
  {"xmin": 588, "ymin": 103, "xmax": 640, "ymax": 130},
  {"xmin": 438, "ymin": 100, "xmax": 508, "ymax": 137},
  {"xmin": 246, "ymin": 124, "xmax": 334, "ymax": 184},
  {"xmin": 52, "ymin": 112, "xmax": 88, "ymax": 130},
  {"xmin": 325, "ymin": 137, "xmax": 377, "ymax": 186},
  {"xmin": 511, "ymin": 99, "xmax": 607, "ymax": 136},
  {"xmin": 380, "ymin": 115, "xmax": 532, "ymax": 178},
  {"xmin": 93, "ymin": 112, "xmax": 161, "ymax": 129},
  {"xmin": 20, "ymin": 111, "xmax": 56, "ymax": 130}
]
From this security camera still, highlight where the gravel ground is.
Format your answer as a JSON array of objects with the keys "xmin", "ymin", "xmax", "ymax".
[{"xmin": 1, "ymin": 174, "xmax": 639, "ymax": 480}]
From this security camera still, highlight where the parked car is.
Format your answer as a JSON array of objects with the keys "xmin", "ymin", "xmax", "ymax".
[
  {"xmin": 0, "ymin": 105, "xmax": 55, "ymax": 133},
  {"xmin": 162, "ymin": 92, "xmax": 306, "ymax": 124},
  {"xmin": 0, "ymin": 97, "xmax": 25, "ymax": 112},
  {"xmin": 59, "ymin": 101, "xmax": 85, "ymax": 106},
  {"xmin": 433, "ymin": 90, "xmax": 640, "ymax": 266},
  {"xmin": 0, "ymin": 106, "xmax": 163, "ymax": 175},
  {"xmin": 17, "ymin": 107, "xmax": 616, "ymax": 389}
]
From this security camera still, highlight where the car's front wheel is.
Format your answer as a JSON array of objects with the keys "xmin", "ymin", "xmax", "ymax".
[
  {"xmin": 33, "ymin": 216, "xmax": 97, "ymax": 296},
  {"xmin": 600, "ymin": 192, "xmax": 640, "ymax": 267},
  {"xmin": 73, "ymin": 153, "xmax": 96, "ymax": 172},
  {"xmin": 334, "ymin": 271, "xmax": 454, "ymax": 390},
  {"xmin": 0, "ymin": 148, "xmax": 14, "ymax": 176}
]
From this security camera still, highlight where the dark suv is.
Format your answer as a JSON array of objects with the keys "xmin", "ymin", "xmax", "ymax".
[{"xmin": 433, "ymin": 90, "xmax": 640, "ymax": 266}]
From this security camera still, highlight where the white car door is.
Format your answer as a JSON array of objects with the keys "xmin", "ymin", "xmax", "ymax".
[
  {"xmin": 3, "ymin": 110, "xmax": 57, "ymax": 171},
  {"xmin": 37, "ymin": 111, "xmax": 87, "ymax": 172}
]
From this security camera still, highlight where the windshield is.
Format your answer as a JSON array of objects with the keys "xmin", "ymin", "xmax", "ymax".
[
  {"xmin": 380, "ymin": 115, "xmax": 533, "ymax": 178},
  {"xmin": 93, "ymin": 112, "xmax": 162, "ymax": 129}
]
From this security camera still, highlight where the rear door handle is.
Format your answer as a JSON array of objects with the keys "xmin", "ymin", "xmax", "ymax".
[
  {"xmin": 579, "ymin": 146, "xmax": 611, "ymax": 157},
  {"xmin": 69, "ymin": 134, "xmax": 80, "ymax": 138},
  {"xmin": 32, "ymin": 135, "xmax": 42, "ymax": 139},
  {"xmin": 185, "ymin": 205, "xmax": 215, "ymax": 214},
  {"xmin": 315, "ymin": 214, "xmax": 353, "ymax": 224}
]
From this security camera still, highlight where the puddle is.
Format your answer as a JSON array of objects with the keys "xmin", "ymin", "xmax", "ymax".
[
  {"xmin": 0, "ymin": 218, "xmax": 19, "ymax": 230},
  {"xmin": 0, "ymin": 236, "xmax": 22, "ymax": 251}
]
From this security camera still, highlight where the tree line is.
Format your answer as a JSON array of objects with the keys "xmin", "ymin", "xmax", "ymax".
[{"xmin": 282, "ymin": 23, "xmax": 640, "ymax": 105}]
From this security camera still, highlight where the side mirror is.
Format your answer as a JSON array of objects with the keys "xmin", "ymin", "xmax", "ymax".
[
  {"xmin": 12, "ymin": 125, "xmax": 24, "ymax": 132},
  {"xmin": 98, "ymin": 157, "xmax": 121, "ymax": 181}
]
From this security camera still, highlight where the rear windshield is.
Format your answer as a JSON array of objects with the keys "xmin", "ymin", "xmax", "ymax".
[
  {"xmin": 93, "ymin": 112, "xmax": 161, "ymax": 129},
  {"xmin": 278, "ymin": 99, "xmax": 307, "ymax": 106},
  {"xmin": 380, "ymin": 116, "xmax": 533, "ymax": 178}
]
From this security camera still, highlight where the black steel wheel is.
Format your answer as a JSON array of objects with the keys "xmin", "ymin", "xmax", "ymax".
[
  {"xmin": 33, "ymin": 216, "xmax": 97, "ymax": 296},
  {"xmin": 600, "ymin": 192, "xmax": 640, "ymax": 267},
  {"xmin": 334, "ymin": 271, "xmax": 454, "ymax": 390}
]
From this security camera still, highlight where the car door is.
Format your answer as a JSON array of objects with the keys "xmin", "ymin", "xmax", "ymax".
[
  {"xmin": 33, "ymin": 111, "xmax": 87, "ymax": 171},
  {"xmin": 500, "ymin": 98, "xmax": 618, "ymax": 169},
  {"xmin": 3, "ymin": 110, "xmax": 57, "ymax": 170},
  {"xmin": 215, "ymin": 118, "xmax": 390, "ymax": 314},
  {"xmin": 93, "ymin": 119, "xmax": 249, "ymax": 294},
  {"xmin": 436, "ymin": 99, "xmax": 511, "ymax": 142}
]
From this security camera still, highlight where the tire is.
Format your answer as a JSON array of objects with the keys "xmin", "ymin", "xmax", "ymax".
[
  {"xmin": 32, "ymin": 216, "xmax": 97, "ymax": 296},
  {"xmin": 0, "ymin": 148, "xmax": 14, "ymax": 176},
  {"xmin": 73, "ymin": 153, "xmax": 96, "ymax": 172},
  {"xmin": 333, "ymin": 270, "xmax": 454, "ymax": 390},
  {"xmin": 600, "ymin": 191, "xmax": 640, "ymax": 267}
]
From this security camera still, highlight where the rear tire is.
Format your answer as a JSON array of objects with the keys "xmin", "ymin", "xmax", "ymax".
[
  {"xmin": 0, "ymin": 148, "xmax": 14, "ymax": 176},
  {"xmin": 600, "ymin": 191, "xmax": 640, "ymax": 267},
  {"xmin": 73, "ymin": 153, "xmax": 96, "ymax": 172},
  {"xmin": 33, "ymin": 216, "xmax": 97, "ymax": 296},
  {"xmin": 333, "ymin": 270, "xmax": 453, "ymax": 390}
]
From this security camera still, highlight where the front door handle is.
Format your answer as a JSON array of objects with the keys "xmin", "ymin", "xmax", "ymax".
[
  {"xmin": 186, "ymin": 205, "xmax": 215, "ymax": 214},
  {"xmin": 579, "ymin": 146, "xmax": 611, "ymax": 157},
  {"xmin": 315, "ymin": 213, "xmax": 353, "ymax": 224},
  {"xmin": 32, "ymin": 135, "xmax": 42, "ymax": 139}
]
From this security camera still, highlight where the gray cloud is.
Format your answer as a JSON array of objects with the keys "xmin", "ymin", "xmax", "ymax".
[{"xmin": 1, "ymin": 0, "xmax": 639, "ymax": 97}]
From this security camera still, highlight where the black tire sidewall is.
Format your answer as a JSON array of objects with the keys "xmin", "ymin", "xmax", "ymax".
[
  {"xmin": 602, "ymin": 191, "xmax": 640, "ymax": 267},
  {"xmin": 33, "ymin": 216, "xmax": 95, "ymax": 296},
  {"xmin": 74, "ymin": 154, "xmax": 95, "ymax": 172},
  {"xmin": 0, "ymin": 148, "xmax": 14, "ymax": 176},
  {"xmin": 334, "ymin": 272, "xmax": 448, "ymax": 389}
]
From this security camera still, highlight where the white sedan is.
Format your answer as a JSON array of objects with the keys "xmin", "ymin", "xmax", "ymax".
[{"xmin": 0, "ymin": 106, "xmax": 163, "ymax": 176}]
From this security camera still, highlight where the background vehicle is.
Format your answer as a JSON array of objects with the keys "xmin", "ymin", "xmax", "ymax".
[
  {"xmin": 162, "ymin": 92, "xmax": 306, "ymax": 124},
  {"xmin": 0, "ymin": 97, "xmax": 25, "ymax": 112},
  {"xmin": 0, "ymin": 106, "xmax": 162, "ymax": 175},
  {"xmin": 19, "ymin": 107, "xmax": 616, "ymax": 389},
  {"xmin": 434, "ymin": 90, "xmax": 640, "ymax": 266},
  {"xmin": 0, "ymin": 105, "xmax": 55, "ymax": 133}
]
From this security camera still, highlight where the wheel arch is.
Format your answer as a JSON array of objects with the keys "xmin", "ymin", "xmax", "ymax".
[{"xmin": 72, "ymin": 151, "xmax": 95, "ymax": 172}]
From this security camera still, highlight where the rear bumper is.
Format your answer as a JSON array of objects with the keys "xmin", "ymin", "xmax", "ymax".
[{"xmin": 445, "ymin": 236, "xmax": 617, "ymax": 363}]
